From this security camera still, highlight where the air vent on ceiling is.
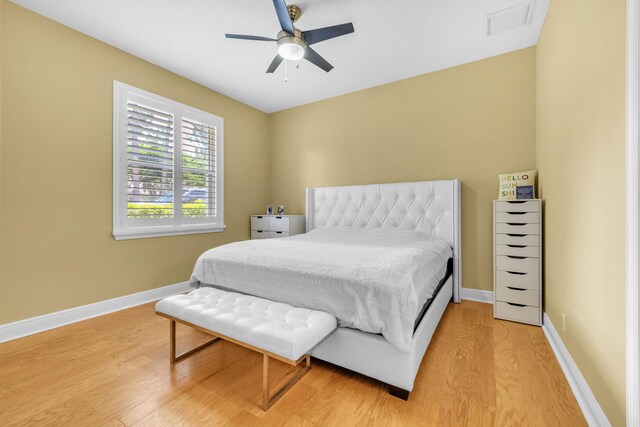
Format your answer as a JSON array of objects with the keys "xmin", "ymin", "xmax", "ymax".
[{"xmin": 486, "ymin": 1, "xmax": 535, "ymax": 36}]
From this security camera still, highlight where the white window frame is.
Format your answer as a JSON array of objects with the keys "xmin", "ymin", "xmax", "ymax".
[{"xmin": 112, "ymin": 81, "xmax": 225, "ymax": 240}]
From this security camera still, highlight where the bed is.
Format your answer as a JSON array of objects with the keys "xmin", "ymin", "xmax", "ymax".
[{"xmin": 189, "ymin": 179, "xmax": 462, "ymax": 398}]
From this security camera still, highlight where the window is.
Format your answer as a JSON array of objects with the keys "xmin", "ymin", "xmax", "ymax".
[{"xmin": 113, "ymin": 81, "xmax": 224, "ymax": 239}]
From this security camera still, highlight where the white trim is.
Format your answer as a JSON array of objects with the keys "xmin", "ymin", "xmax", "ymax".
[
  {"xmin": 461, "ymin": 288, "xmax": 494, "ymax": 304},
  {"xmin": 542, "ymin": 312, "xmax": 610, "ymax": 427},
  {"xmin": 628, "ymin": 0, "xmax": 640, "ymax": 424},
  {"xmin": 0, "ymin": 282, "xmax": 191, "ymax": 343},
  {"xmin": 113, "ymin": 223, "xmax": 225, "ymax": 240}
]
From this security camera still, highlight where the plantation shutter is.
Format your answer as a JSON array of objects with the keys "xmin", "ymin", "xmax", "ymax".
[
  {"xmin": 181, "ymin": 118, "xmax": 217, "ymax": 218},
  {"xmin": 114, "ymin": 81, "xmax": 224, "ymax": 240},
  {"xmin": 126, "ymin": 102, "xmax": 175, "ymax": 219}
]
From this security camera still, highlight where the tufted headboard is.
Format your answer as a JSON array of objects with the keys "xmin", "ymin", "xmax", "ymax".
[{"xmin": 306, "ymin": 179, "xmax": 462, "ymax": 303}]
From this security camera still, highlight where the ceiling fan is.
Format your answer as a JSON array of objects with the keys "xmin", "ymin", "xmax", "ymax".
[{"xmin": 225, "ymin": 0, "xmax": 354, "ymax": 73}]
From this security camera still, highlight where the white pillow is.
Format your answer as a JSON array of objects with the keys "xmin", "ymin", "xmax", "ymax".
[{"xmin": 498, "ymin": 170, "xmax": 537, "ymax": 200}]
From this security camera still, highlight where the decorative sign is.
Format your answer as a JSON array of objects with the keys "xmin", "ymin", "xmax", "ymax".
[{"xmin": 498, "ymin": 170, "xmax": 537, "ymax": 200}]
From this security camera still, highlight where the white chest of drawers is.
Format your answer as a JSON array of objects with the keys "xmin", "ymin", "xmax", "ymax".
[
  {"xmin": 493, "ymin": 199, "xmax": 542, "ymax": 326},
  {"xmin": 250, "ymin": 215, "xmax": 305, "ymax": 239}
]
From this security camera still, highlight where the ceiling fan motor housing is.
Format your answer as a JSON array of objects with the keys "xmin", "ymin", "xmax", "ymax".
[{"xmin": 277, "ymin": 29, "xmax": 306, "ymax": 60}]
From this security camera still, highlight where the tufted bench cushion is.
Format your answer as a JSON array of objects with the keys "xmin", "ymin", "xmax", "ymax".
[{"xmin": 156, "ymin": 287, "xmax": 337, "ymax": 361}]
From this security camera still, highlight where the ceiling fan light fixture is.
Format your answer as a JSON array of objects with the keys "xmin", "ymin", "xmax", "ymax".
[
  {"xmin": 277, "ymin": 30, "xmax": 306, "ymax": 61},
  {"xmin": 278, "ymin": 42, "xmax": 305, "ymax": 60}
]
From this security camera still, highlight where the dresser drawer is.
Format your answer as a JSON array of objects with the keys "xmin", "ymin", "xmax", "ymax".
[
  {"xmin": 495, "ymin": 200, "xmax": 540, "ymax": 213},
  {"xmin": 251, "ymin": 230, "xmax": 269, "ymax": 239},
  {"xmin": 496, "ymin": 284, "xmax": 539, "ymax": 307},
  {"xmin": 495, "ymin": 301, "xmax": 540, "ymax": 325},
  {"xmin": 495, "ymin": 233, "xmax": 539, "ymax": 247},
  {"xmin": 251, "ymin": 216, "xmax": 270, "ymax": 231},
  {"xmin": 495, "ymin": 244, "xmax": 539, "ymax": 258},
  {"xmin": 495, "ymin": 223, "xmax": 539, "ymax": 235},
  {"xmin": 269, "ymin": 231, "xmax": 289, "ymax": 238},
  {"xmin": 495, "ymin": 270, "xmax": 539, "ymax": 290},
  {"xmin": 495, "ymin": 212, "xmax": 540, "ymax": 224},
  {"xmin": 269, "ymin": 216, "xmax": 289, "ymax": 232},
  {"xmin": 496, "ymin": 255, "xmax": 539, "ymax": 274}
]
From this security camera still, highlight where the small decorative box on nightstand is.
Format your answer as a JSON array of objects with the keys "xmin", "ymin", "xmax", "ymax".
[
  {"xmin": 493, "ymin": 199, "xmax": 542, "ymax": 326},
  {"xmin": 250, "ymin": 215, "xmax": 305, "ymax": 239}
]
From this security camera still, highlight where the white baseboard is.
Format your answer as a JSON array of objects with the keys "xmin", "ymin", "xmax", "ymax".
[
  {"xmin": 542, "ymin": 312, "xmax": 610, "ymax": 427},
  {"xmin": 461, "ymin": 288, "xmax": 494, "ymax": 304},
  {"xmin": 0, "ymin": 281, "xmax": 191, "ymax": 343}
]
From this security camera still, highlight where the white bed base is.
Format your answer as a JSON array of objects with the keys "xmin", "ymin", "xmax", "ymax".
[{"xmin": 306, "ymin": 179, "xmax": 462, "ymax": 395}]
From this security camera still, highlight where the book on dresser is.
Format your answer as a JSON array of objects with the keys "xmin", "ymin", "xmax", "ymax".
[
  {"xmin": 250, "ymin": 215, "xmax": 305, "ymax": 239},
  {"xmin": 493, "ymin": 199, "xmax": 542, "ymax": 326}
]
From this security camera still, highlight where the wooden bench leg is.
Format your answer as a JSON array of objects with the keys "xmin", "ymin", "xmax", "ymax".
[
  {"xmin": 262, "ymin": 354, "xmax": 311, "ymax": 411},
  {"xmin": 169, "ymin": 319, "xmax": 220, "ymax": 363}
]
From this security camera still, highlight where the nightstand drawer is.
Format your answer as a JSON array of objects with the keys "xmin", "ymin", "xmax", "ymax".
[
  {"xmin": 495, "ymin": 212, "xmax": 540, "ymax": 224},
  {"xmin": 269, "ymin": 216, "xmax": 289, "ymax": 232},
  {"xmin": 495, "ymin": 200, "xmax": 540, "ymax": 213},
  {"xmin": 495, "ymin": 270, "xmax": 539, "ymax": 290},
  {"xmin": 251, "ymin": 230, "xmax": 269, "ymax": 239},
  {"xmin": 269, "ymin": 231, "xmax": 289, "ymax": 238},
  {"xmin": 496, "ymin": 284, "xmax": 539, "ymax": 307},
  {"xmin": 495, "ymin": 244, "xmax": 539, "ymax": 258},
  {"xmin": 496, "ymin": 255, "xmax": 538, "ymax": 274},
  {"xmin": 251, "ymin": 216, "xmax": 270, "ymax": 231},
  {"xmin": 495, "ymin": 223, "xmax": 539, "ymax": 235},
  {"xmin": 495, "ymin": 234, "xmax": 539, "ymax": 247},
  {"xmin": 495, "ymin": 301, "xmax": 540, "ymax": 325}
]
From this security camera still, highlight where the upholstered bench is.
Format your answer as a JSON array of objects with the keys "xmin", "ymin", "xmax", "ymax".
[{"xmin": 155, "ymin": 288, "xmax": 337, "ymax": 410}]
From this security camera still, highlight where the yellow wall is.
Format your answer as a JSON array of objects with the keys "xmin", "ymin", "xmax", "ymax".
[
  {"xmin": 536, "ymin": 0, "xmax": 626, "ymax": 424},
  {"xmin": 0, "ymin": 1, "xmax": 271, "ymax": 324},
  {"xmin": 270, "ymin": 48, "xmax": 537, "ymax": 292}
]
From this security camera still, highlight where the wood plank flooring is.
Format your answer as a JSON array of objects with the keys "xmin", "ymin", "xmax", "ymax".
[{"xmin": 0, "ymin": 300, "xmax": 586, "ymax": 426}]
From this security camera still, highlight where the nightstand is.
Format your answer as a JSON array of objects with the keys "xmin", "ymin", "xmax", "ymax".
[
  {"xmin": 493, "ymin": 199, "xmax": 542, "ymax": 326},
  {"xmin": 250, "ymin": 215, "xmax": 305, "ymax": 239}
]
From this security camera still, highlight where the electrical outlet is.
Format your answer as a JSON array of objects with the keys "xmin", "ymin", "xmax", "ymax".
[{"xmin": 561, "ymin": 313, "xmax": 567, "ymax": 333}]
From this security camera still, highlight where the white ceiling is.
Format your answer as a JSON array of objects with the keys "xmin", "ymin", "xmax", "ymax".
[{"xmin": 10, "ymin": 0, "xmax": 549, "ymax": 113}]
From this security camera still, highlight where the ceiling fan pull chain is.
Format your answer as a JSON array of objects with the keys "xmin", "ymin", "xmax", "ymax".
[{"xmin": 285, "ymin": 60, "xmax": 288, "ymax": 83}]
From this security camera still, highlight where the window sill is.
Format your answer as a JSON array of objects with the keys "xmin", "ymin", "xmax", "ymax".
[{"xmin": 113, "ymin": 224, "xmax": 226, "ymax": 240}]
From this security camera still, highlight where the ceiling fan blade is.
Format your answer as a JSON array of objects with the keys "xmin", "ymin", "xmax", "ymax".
[
  {"xmin": 266, "ymin": 55, "xmax": 284, "ymax": 73},
  {"xmin": 303, "ymin": 23, "xmax": 354, "ymax": 45},
  {"xmin": 225, "ymin": 34, "xmax": 276, "ymax": 42},
  {"xmin": 272, "ymin": 0, "xmax": 294, "ymax": 34},
  {"xmin": 304, "ymin": 47, "xmax": 334, "ymax": 72}
]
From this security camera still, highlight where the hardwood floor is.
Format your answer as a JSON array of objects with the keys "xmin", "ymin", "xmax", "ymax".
[{"xmin": 0, "ymin": 300, "xmax": 586, "ymax": 426}]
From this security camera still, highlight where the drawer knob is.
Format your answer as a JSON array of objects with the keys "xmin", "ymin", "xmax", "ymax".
[
  {"xmin": 256, "ymin": 216, "xmax": 263, "ymax": 218},
  {"xmin": 506, "ymin": 234, "xmax": 526, "ymax": 237},
  {"xmin": 507, "ymin": 223, "xmax": 526, "ymax": 226},
  {"xmin": 506, "ymin": 271, "xmax": 526, "ymax": 275},
  {"xmin": 506, "ymin": 255, "xmax": 526, "ymax": 259},
  {"xmin": 506, "ymin": 212, "xmax": 526, "ymax": 215},
  {"xmin": 276, "ymin": 216, "xmax": 283, "ymax": 219},
  {"xmin": 506, "ymin": 287, "xmax": 526, "ymax": 291},
  {"xmin": 506, "ymin": 245, "xmax": 526, "ymax": 248}
]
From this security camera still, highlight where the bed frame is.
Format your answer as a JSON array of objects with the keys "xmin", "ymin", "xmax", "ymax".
[{"xmin": 306, "ymin": 179, "xmax": 462, "ymax": 398}]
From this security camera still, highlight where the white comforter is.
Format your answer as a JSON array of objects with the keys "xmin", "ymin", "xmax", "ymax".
[{"xmin": 189, "ymin": 227, "xmax": 452, "ymax": 352}]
